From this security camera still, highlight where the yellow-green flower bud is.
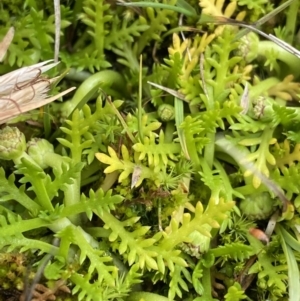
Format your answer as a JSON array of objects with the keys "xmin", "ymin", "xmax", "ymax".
[
  {"xmin": 27, "ymin": 138, "xmax": 55, "ymax": 169},
  {"xmin": 0, "ymin": 126, "xmax": 26, "ymax": 160},
  {"xmin": 239, "ymin": 192, "xmax": 276, "ymax": 220},
  {"xmin": 237, "ymin": 32, "xmax": 259, "ymax": 63},
  {"xmin": 157, "ymin": 104, "xmax": 175, "ymax": 122},
  {"xmin": 251, "ymin": 96, "xmax": 274, "ymax": 121}
]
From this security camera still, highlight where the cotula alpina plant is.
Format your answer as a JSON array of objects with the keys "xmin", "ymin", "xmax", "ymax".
[{"xmin": 1, "ymin": 0, "xmax": 300, "ymax": 300}]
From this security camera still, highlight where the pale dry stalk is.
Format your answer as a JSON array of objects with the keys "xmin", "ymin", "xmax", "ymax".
[{"xmin": 0, "ymin": 28, "xmax": 75, "ymax": 124}]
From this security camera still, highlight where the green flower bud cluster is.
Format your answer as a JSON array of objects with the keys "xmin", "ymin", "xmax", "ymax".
[
  {"xmin": 251, "ymin": 96, "xmax": 274, "ymax": 121},
  {"xmin": 238, "ymin": 32, "xmax": 260, "ymax": 63},
  {"xmin": 157, "ymin": 104, "xmax": 175, "ymax": 122},
  {"xmin": 27, "ymin": 138, "xmax": 55, "ymax": 169},
  {"xmin": 180, "ymin": 242, "xmax": 201, "ymax": 259},
  {"xmin": 239, "ymin": 192, "xmax": 276, "ymax": 220},
  {"xmin": 0, "ymin": 126, "xmax": 26, "ymax": 161}
]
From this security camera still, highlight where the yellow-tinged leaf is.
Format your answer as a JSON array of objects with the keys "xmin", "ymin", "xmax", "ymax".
[
  {"xmin": 139, "ymin": 254, "xmax": 145, "ymax": 269},
  {"xmin": 121, "ymin": 144, "xmax": 130, "ymax": 160},
  {"xmin": 95, "ymin": 153, "xmax": 110, "ymax": 163},
  {"xmin": 119, "ymin": 240, "xmax": 128, "ymax": 255},
  {"xmin": 224, "ymin": 1, "xmax": 237, "ymax": 17},
  {"xmin": 170, "ymin": 218, "xmax": 179, "ymax": 232},
  {"xmin": 108, "ymin": 146, "xmax": 118, "ymax": 157},
  {"xmin": 146, "ymin": 7, "xmax": 155, "ymax": 19},
  {"xmin": 172, "ymin": 256, "xmax": 187, "ymax": 267},
  {"xmin": 195, "ymin": 202, "xmax": 204, "ymax": 214},
  {"xmin": 253, "ymin": 175, "xmax": 261, "ymax": 188},
  {"xmin": 104, "ymin": 166, "xmax": 118, "ymax": 174},
  {"xmin": 279, "ymin": 202, "xmax": 295, "ymax": 221},
  {"xmin": 152, "ymin": 231, "xmax": 163, "ymax": 241},
  {"xmin": 244, "ymin": 170, "xmax": 252, "ymax": 177},
  {"xmin": 184, "ymin": 202, "xmax": 195, "ymax": 212},
  {"xmin": 236, "ymin": 10, "xmax": 246, "ymax": 20},
  {"xmin": 128, "ymin": 250, "xmax": 136, "ymax": 266},
  {"xmin": 119, "ymin": 170, "xmax": 132, "ymax": 182},
  {"xmin": 122, "ymin": 216, "xmax": 141, "ymax": 227},
  {"xmin": 198, "ymin": 228, "xmax": 212, "ymax": 237},
  {"xmin": 171, "ymin": 34, "xmax": 181, "ymax": 53},
  {"xmin": 239, "ymin": 138, "xmax": 262, "ymax": 146},
  {"xmin": 109, "ymin": 231, "xmax": 118, "ymax": 242},
  {"xmin": 139, "ymin": 238, "xmax": 157, "ymax": 248},
  {"xmin": 182, "ymin": 213, "xmax": 191, "ymax": 224},
  {"xmin": 157, "ymin": 255, "xmax": 165, "ymax": 274},
  {"xmin": 266, "ymin": 153, "xmax": 276, "ymax": 165},
  {"xmin": 209, "ymin": 220, "xmax": 220, "ymax": 228},
  {"xmin": 145, "ymin": 256, "xmax": 158, "ymax": 270},
  {"xmin": 167, "ymin": 259, "xmax": 174, "ymax": 272},
  {"xmin": 138, "ymin": 151, "xmax": 146, "ymax": 161}
]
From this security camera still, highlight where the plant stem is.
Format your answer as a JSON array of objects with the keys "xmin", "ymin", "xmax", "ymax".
[
  {"xmin": 215, "ymin": 133, "xmax": 253, "ymax": 186},
  {"xmin": 99, "ymin": 171, "xmax": 119, "ymax": 192},
  {"xmin": 204, "ymin": 85, "xmax": 215, "ymax": 169},
  {"xmin": 257, "ymin": 41, "xmax": 300, "ymax": 77},
  {"xmin": 249, "ymin": 77, "xmax": 280, "ymax": 99},
  {"xmin": 126, "ymin": 292, "xmax": 169, "ymax": 301},
  {"xmin": 285, "ymin": 0, "xmax": 299, "ymax": 44},
  {"xmin": 95, "ymin": 0, "xmax": 105, "ymax": 58},
  {"xmin": 2, "ymin": 218, "xmax": 50, "ymax": 236},
  {"xmin": 164, "ymin": 121, "xmax": 175, "ymax": 143},
  {"xmin": 50, "ymin": 70, "xmax": 127, "ymax": 142},
  {"xmin": 67, "ymin": 70, "xmax": 127, "ymax": 115},
  {"xmin": 66, "ymin": 69, "xmax": 91, "ymax": 82}
]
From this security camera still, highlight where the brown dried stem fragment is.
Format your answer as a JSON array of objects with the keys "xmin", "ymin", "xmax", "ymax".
[{"xmin": 19, "ymin": 280, "xmax": 70, "ymax": 301}]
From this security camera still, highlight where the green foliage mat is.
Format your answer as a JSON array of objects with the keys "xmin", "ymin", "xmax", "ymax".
[{"xmin": 1, "ymin": 0, "xmax": 300, "ymax": 300}]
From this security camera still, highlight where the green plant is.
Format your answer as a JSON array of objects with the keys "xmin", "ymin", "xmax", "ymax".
[{"xmin": 1, "ymin": 0, "xmax": 300, "ymax": 300}]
